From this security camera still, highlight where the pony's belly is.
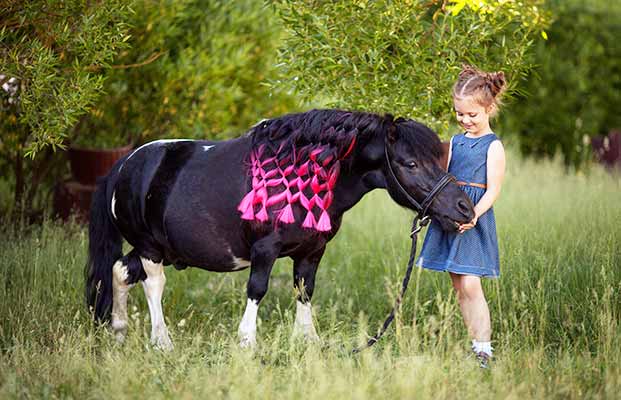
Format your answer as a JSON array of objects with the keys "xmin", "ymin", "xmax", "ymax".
[{"xmin": 168, "ymin": 240, "xmax": 251, "ymax": 273}]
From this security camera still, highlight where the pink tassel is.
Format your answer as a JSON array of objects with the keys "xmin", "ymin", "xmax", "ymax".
[
  {"xmin": 264, "ymin": 169, "xmax": 278, "ymax": 179},
  {"xmin": 327, "ymin": 163, "xmax": 340, "ymax": 189},
  {"xmin": 323, "ymin": 191, "xmax": 334, "ymax": 209},
  {"xmin": 297, "ymin": 178, "xmax": 309, "ymax": 191},
  {"xmin": 238, "ymin": 191, "xmax": 255, "ymax": 212},
  {"xmin": 283, "ymin": 165, "xmax": 295, "ymax": 176},
  {"xmin": 311, "ymin": 175, "xmax": 322, "ymax": 193},
  {"xmin": 297, "ymin": 161, "xmax": 309, "ymax": 176},
  {"xmin": 255, "ymin": 207, "xmax": 268, "ymax": 222},
  {"xmin": 278, "ymin": 204, "xmax": 295, "ymax": 224},
  {"xmin": 316, "ymin": 211, "xmax": 331, "ymax": 231},
  {"xmin": 241, "ymin": 205, "xmax": 255, "ymax": 220},
  {"xmin": 302, "ymin": 211, "xmax": 316, "ymax": 229},
  {"xmin": 266, "ymin": 191, "xmax": 288, "ymax": 207},
  {"xmin": 341, "ymin": 137, "xmax": 356, "ymax": 158}
]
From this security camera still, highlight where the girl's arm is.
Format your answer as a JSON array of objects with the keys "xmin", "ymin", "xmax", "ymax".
[{"xmin": 458, "ymin": 140, "xmax": 506, "ymax": 232}]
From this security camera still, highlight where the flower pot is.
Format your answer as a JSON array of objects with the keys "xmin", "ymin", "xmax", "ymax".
[{"xmin": 68, "ymin": 144, "xmax": 133, "ymax": 185}]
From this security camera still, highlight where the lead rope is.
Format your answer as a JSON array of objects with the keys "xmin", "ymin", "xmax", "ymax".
[{"xmin": 352, "ymin": 216, "xmax": 428, "ymax": 354}]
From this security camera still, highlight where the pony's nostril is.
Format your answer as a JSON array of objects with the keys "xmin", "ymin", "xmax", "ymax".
[{"xmin": 457, "ymin": 199, "xmax": 470, "ymax": 214}]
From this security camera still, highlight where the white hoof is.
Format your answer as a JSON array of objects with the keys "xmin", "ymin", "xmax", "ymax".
[
  {"xmin": 151, "ymin": 329, "xmax": 173, "ymax": 351},
  {"xmin": 238, "ymin": 331, "xmax": 257, "ymax": 349},
  {"xmin": 292, "ymin": 301, "xmax": 319, "ymax": 342}
]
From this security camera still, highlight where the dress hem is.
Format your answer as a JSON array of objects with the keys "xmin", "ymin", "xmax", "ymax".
[{"xmin": 416, "ymin": 258, "xmax": 499, "ymax": 279}]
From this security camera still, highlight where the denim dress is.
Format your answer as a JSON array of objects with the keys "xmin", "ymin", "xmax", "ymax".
[{"xmin": 416, "ymin": 133, "xmax": 501, "ymax": 278}]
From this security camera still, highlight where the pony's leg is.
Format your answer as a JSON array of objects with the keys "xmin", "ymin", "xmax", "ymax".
[
  {"xmin": 292, "ymin": 247, "xmax": 325, "ymax": 341},
  {"xmin": 141, "ymin": 257, "xmax": 173, "ymax": 351},
  {"xmin": 238, "ymin": 234, "xmax": 282, "ymax": 348},
  {"xmin": 111, "ymin": 259, "xmax": 132, "ymax": 343}
]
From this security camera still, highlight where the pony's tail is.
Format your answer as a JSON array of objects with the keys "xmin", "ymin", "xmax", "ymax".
[{"xmin": 85, "ymin": 176, "xmax": 122, "ymax": 323}]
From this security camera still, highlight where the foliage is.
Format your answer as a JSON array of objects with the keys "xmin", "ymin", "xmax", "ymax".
[
  {"xmin": 272, "ymin": 0, "xmax": 550, "ymax": 137},
  {"xmin": 500, "ymin": 0, "xmax": 621, "ymax": 168},
  {"xmin": 0, "ymin": 0, "xmax": 132, "ymax": 156},
  {"xmin": 1, "ymin": 151, "xmax": 621, "ymax": 398},
  {"xmin": 72, "ymin": 0, "xmax": 300, "ymax": 147},
  {"xmin": 0, "ymin": 0, "xmax": 132, "ymax": 214},
  {"xmin": 0, "ymin": 0, "xmax": 300, "ymax": 215}
]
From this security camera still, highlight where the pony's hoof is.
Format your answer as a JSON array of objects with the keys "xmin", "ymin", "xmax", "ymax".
[
  {"xmin": 151, "ymin": 333, "xmax": 174, "ymax": 351},
  {"xmin": 238, "ymin": 333, "xmax": 257, "ymax": 349},
  {"xmin": 292, "ymin": 324, "xmax": 320, "ymax": 342}
]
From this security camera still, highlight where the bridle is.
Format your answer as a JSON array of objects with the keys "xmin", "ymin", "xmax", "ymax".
[
  {"xmin": 353, "ymin": 138, "xmax": 455, "ymax": 353},
  {"xmin": 383, "ymin": 141, "xmax": 456, "ymax": 236}
]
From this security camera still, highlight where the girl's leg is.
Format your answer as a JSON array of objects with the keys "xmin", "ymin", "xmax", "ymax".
[{"xmin": 449, "ymin": 273, "xmax": 491, "ymax": 342}]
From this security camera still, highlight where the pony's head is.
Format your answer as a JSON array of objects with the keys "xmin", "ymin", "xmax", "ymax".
[{"xmin": 382, "ymin": 117, "xmax": 474, "ymax": 230}]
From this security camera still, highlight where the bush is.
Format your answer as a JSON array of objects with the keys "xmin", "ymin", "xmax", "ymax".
[
  {"xmin": 0, "ymin": 0, "xmax": 132, "ymax": 214},
  {"xmin": 72, "ymin": 0, "xmax": 300, "ymax": 147},
  {"xmin": 273, "ymin": 0, "xmax": 550, "ymax": 136},
  {"xmin": 500, "ymin": 0, "xmax": 621, "ymax": 168}
]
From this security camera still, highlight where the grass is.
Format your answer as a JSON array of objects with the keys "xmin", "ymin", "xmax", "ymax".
[{"xmin": 1, "ymin": 151, "xmax": 620, "ymax": 399}]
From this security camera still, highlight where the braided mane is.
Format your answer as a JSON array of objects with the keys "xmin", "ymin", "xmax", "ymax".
[{"xmin": 237, "ymin": 109, "xmax": 390, "ymax": 232}]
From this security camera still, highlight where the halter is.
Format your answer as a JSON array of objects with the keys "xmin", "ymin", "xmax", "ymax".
[
  {"xmin": 383, "ymin": 141, "xmax": 456, "ymax": 236},
  {"xmin": 353, "ymin": 139, "xmax": 456, "ymax": 353}
]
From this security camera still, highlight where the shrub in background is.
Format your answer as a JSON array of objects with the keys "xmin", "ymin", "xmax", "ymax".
[
  {"xmin": 0, "ymin": 0, "xmax": 132, "ymax": 214},
  {"xmin": 500, "ymin": 0, "xmax": 621, "ymax": 169},
  {"xmin": 273, "ymin": 0, "xmax": 550, "ymax": 137},
  {"xmin": 72, "ymin": 0, "xmax": 300, "ymax": 147}
]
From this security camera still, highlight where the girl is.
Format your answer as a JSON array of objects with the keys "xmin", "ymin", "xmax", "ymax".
[{"xmin": 416, "ymin": 65, "xmax": 507, "ymax": 368}]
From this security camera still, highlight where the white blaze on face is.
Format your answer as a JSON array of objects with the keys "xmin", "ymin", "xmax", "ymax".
[
  {"xmin": 111, "ymin": 191, "xmax": 118, "ymax": 220},
  {"xmin": 203, "ymin": 145, "xmax": 214, "ymax": 152},
  {"xmin": 238, "ymin": 298, "xmax": 259, "ymax": 348}
]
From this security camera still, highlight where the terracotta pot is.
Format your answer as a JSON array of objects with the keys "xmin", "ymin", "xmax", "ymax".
[{"xmin": 68, "ymin": 144, "xmax": 133, "ymax": 185}]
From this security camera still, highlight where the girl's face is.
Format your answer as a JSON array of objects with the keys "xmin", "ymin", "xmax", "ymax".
[{"xmin": 453, "ymin": 96, "xmax": 493, "ymax": 137}]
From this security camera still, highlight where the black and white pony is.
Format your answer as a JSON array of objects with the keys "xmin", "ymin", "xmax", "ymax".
[{"xmin": 85, "ymin": 109, "xmax": 474, "ymax": 349}]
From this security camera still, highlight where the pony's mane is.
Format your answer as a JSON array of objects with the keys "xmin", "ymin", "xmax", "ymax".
[
  {"xmin": 393, "ymin": 118, "xmax": 444, "ymax": 164},
  {"xmin": 237, "ymin": 109, "xmax": 440, "ymax": 232}
]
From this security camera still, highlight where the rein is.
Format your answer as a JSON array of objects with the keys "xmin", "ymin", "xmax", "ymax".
[{"xmin": 352, "ymin": 141, "xmax": 454, "ymax": 354}]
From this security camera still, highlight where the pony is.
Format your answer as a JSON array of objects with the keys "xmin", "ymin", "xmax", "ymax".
[{"xmin": 85, "ymin": 109, "xmax": 474, "ymax": 349}]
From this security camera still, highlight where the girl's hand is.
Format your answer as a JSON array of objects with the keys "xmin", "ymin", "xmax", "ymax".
[{"xmin": 458, "ymin": 215, "xmax": 478, "ymax": 233}]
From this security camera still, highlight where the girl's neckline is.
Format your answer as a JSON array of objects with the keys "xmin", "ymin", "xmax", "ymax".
[{"xmin": 463, "ymin": 132, "xmax": 495, "ymax": 139}]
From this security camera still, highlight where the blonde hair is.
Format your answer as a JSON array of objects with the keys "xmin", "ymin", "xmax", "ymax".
[{"xmin": 452, "ymin": 64, "xmax": 507, "ymax": 117}]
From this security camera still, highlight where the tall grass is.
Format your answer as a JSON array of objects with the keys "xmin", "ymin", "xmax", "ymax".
[{"xmin": 1, "ymin": 152, "xmax": 620, "ymax": 399}]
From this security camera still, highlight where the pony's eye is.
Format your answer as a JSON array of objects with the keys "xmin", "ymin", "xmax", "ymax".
[{"xmin": 407, "ymin": 161, "xmax": 418, "ymax": 169}]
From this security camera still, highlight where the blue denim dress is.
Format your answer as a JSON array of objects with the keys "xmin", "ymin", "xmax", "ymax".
[{"xmin": 416, "ymin": 133, "xmax": 501, "ymax": 278}]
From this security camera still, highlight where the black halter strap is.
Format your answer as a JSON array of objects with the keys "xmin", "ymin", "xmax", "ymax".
[{"xmin": 352, "ymin": 140, "xmax": 455, "ymax": 354}]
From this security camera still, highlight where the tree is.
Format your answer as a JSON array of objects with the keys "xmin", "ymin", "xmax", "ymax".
[
  {"xmin": 500, "ymin": 0, "xmax": 621, "ymax": 168},
  {"xmin": 272, "ymin": 0, "xmax": 550, "ymax": 136},
  {"xmin": 0, "ymin": 0, "xmax": 132, "ymax": 213},
  {"xmin": 72, "ymin": 0, "xmax": 300, "ymax": 147}
]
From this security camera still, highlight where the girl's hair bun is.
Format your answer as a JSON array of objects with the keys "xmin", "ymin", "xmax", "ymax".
[
  {"xmin": 458, "ymin": 64, "xmax": 479, "ymax": 81},
  {"xmin": 486, "ymin": 71, "xmax": 507, "ymax": 98}
]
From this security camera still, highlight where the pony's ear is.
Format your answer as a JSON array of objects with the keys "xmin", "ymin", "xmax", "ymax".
[{"xmin": 387, "ymin": 121, "xmax": 399, "ymax": 143}]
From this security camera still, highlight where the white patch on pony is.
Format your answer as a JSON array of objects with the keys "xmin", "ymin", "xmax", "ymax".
[
  {"xmin": 126, "ymin": 139, "xmax": 194, "ymax": 162},
  {"xmin": 111, "ymin": 191, "xmax": 118, "ymax": 220},
  {"xmin": 203, "ymin": 145, "xmax": 214, "ymax": 152},
  {"xmin": 232, "ymin": 256, "xmax": 251, "ymax": 271},
  {"xmin": 141, "ymin": 257, "xmax": 173, "ymax": 351},
  {"xmin": 111, "ymin": 260, "xmax": 131, "ymax": 343},
  {"xmin": 292, "ymin": 300, "xmax": 319, "ymax": 341},
  {"xmin": 238, "ymin": 298, "xmax": 259, "ymax": 348}
]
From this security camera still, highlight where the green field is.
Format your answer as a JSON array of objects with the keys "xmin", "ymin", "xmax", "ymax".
[{"xmin": 1, "ymin": 151, "xmax": 620, "ymax": 399}]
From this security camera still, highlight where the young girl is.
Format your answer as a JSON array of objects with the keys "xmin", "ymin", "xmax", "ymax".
[{"xmin": 416, "ymin": 65, "xmax": 507, "ymax": 368}]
